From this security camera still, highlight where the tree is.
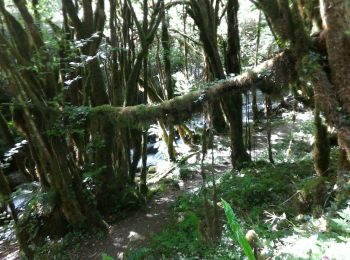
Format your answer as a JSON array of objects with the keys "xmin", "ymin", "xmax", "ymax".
[
  {"xmin": 1, "ymin": 0, "xmax": 350, "ymax": 257},
  {"xmin": 187, "ymin": 0, "xmax": 228, "ymax": 133},
  {"xmin": 224, "ymin": 0, "xmax": 250, "ymax": 167},
  {"xmin": 187, "ymin": 0, "xmax": 249, "ymax": 167},
  {"xmin": 254, "ymin": 0, "xmax": 350, "ymax": 199}
]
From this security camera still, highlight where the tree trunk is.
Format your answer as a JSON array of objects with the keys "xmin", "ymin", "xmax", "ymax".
[
  {"xmin": 265, "ymin": 96, "xmax": 274, "ymax": 164},
  {"xmin": 252, "ymin": 11, "xmax": 262, "ymax": 122},
  {"xmin": 162, "ymin": 10, "xmax": 176, "ymax": 161},
  {"xmin": 319, "ymin": 0, "xmax": 350, "ymax": 201},
  {"xmin": 188, "ymin": 0, "xmax": 228, "ymax": 133},
  {"xmin": 313, "ymin": 106, "xmax": 330, "ymax": 176},
  {"xmin": 0, "ymin": 168, "xmax": 33, "ymax": 258},
  {"xmin": 224, "ymin": 0, "xmax": 250, "ymax": 167}
]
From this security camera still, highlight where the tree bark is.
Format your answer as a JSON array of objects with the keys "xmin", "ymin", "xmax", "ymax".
[
  {"xmin": 225, "ymin": 0, "xmax": 250, "ymax": 167},
  {"xmin": 320, "ymin": 0, "xmax": 350, "ymax": 115},
  {"xmin": 320, "ymin": 0, "xmax": 350, "ymax": 201},
  {"xmin": 162, "ymin": 9, "xmax": 176, "ymax": 161},
  {"xmin": 313, "ymin": 106, "xmax": 330, "ymax": 176},
  {"xmin": 90, "ymin": 51, "xmax": 295, "ymax": 128},
  {"xmin": 188, "ymin": 0, "xmax": 227, "ymax": 133}
]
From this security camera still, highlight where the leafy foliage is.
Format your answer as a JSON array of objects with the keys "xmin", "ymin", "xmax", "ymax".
[
  {"xmin": 101, "ymin": 253, "xmax": 115, "ymax": 260},
  {"xmin": 126, "ymin": 114, "xmax": 344, "ymax": 259},
  {"xmin": 330, "ymin": 205, "xmax": 350, "ymax": 234},
  {"xmin": 222, "ymin": 199, "xmax": 255, "ymax": 260}
]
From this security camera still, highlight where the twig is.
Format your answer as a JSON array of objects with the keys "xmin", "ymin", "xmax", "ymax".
[
  {"xmin": 280, "ymin": 191, "xmax": 300, "ymax": 206},
  {"xmin": 147, "ymin": 150, "xmax": 200, "ymax": 184}
]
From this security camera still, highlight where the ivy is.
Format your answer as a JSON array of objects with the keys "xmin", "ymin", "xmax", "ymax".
[{"xmin": 46, "ymin": 105, "xmax": 89, "ymax": 137}]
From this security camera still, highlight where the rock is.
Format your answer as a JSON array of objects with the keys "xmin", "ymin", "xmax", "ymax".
[
  {"xmin": 147, "ymin": 133, "xmax": 160, "ymax": 154},
  {"xmin": 128, "ymin": 231, "xmax": 145, "ymax": 242},
  {"xmin": 6, "ymin": 171, "xmax": 28, "ymax": 189},
  {"xmin": 147, "ymin": 142, "xmax": 159, "ymax": 154},
  {"xmin": 148, "ymin": 166, "xmax": 157, "ymax": 174},
  {"xmin": 161, "ymin": 178, "xmax": 180, "ymax": 190},
  {"xmin": 12, "ymin": 182, "xmax": 40, "ymax": 212}
]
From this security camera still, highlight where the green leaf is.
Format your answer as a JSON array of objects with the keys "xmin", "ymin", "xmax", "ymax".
[
  {"xmin": 221, "ymin": 199, "xmax": 256, "ymax": 260},
  {"xmin": 101, "ymin": 253, "xmax": 114, "ymax": 260}
]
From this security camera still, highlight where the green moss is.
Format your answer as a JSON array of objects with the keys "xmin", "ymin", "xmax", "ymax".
[
  {"xmin": 296, "ymin": 176, "xmax": 329, "ymax": 215},
  {"xmin": 147, "ymin": 104, "xmax": 160, "ymax": 116},
  {"xmin": 313, "ymin": 108, "xmax": 330, "ymax": 176},
  {"xmin": 90, "ymin": 104, "xmax": 116, "ymax": 116},
  {"xmin": 148, "ymin": 166, "xmax": 157, "ymax": 174},
  {"xmin": 179, "ymin": 165, "xmax": 195, "ymax": 180},
  {"xmin": 89, "ymin": 105, "xmax": 119, "ymax": 127},
  {"xmin": 299, "ymin": 177, "xmax": 327, "ymax": 194},
  {"xmin": 125, "ymin": 210, "xmax": 208, "ymax": 259},
  {"xmin": 134, "ymin": 104, "xmax": 147, "ymax": 117}
]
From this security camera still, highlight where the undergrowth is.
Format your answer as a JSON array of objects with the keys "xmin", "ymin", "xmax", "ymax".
[
  {"xmin": 126, "ymin": 158, "xmax": 318, "ymax": 259},
  {"xmin": 28, "ymin": 112, "xmax": 349, "ymax": 259},
  {"xmin": 126, "ymin": 115, "xmax": 348, "ymax": 259},
  {"xmin": 34, "ymin": 229, "xmax": 106, "ymax": 259}
]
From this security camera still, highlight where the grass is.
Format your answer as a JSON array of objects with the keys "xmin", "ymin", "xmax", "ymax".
[
  {"xmin": 126, "ymin": 159, "xmax": 318, "ymax": 258},
  {"xmin": 126, "ymin": 114, "xmax": 347, "ymax": 260},
  {"xmin": 34, "ymin": 230, "xmax": 106, "ymax": 260}
]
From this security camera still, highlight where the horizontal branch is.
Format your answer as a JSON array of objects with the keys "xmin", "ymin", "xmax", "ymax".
[{"xmin": 90, "ymin": 51, "xmax": 295, "ymax": 128}]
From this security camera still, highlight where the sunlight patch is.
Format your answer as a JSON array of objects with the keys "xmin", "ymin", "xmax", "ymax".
[{"xmin": 2, "ymin": 250, "xmax": 19, "ymax": 260}]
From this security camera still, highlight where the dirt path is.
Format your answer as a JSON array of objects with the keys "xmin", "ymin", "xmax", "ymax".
[
  {"xmin": 0, "ymin": 240, "xmax": 18, "ymax": 260},
  {"xmin": 70, "ymin": 147, "xmax": 231, "ymax": 259},
  {"xmin": 70, "ymin": 175, "xmax": 204, "ymax": 259},
  {"xmin": 0, "ymin": 176, "xmax": 203, "ymax": 260}
]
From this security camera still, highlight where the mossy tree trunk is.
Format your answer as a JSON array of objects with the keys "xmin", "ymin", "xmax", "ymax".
[
  {"xmin": 319, "ymin": 0, "xmax": 350, "ymax": 201},
  {"xmin": 89, "ymin": 51, "xmax": 296, "ymax": 129},
  {"xmin": 187, "ymin": 0, "xmax": 227, "ymax": 133},
  {"xmin": 265, "ymin": 96, "xmax": 274, "ymax": 164},
  {"xmin": 162, "ymin": 7, "xmax": 176, "ymax": 162},
  {"xmin": 313, "ymin": 106, "xmax": 330, "ymax": 176},
  {"xmin": 188, "ymin": 0, "xmax": 249, "ymax": 167},
  {"xmin": 140, "ymin": 0, "xmax": 150, "ymax": 194},
  {"xmin": 252, "ymin": 11, "xmax": 262, "ymax": 122},
  {"xmin": 0, "ymin": 0, "xmax": 108, "ymax": 234},
  {"xmin": 109, "ymin": 0, "xmax": 123, "ymax": 107},
  {"xmin": 224, "ymin": 0, "xmax": 250, "ymax": 167}
]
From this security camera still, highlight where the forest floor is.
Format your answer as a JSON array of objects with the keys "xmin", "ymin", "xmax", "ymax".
[
  {"xmin": 1, "ymin": 108, "xmax": 350, "ymax": 259},
  {"xmin": 68, "ymin": 163, "xmax": 228, "ymax": 259}
]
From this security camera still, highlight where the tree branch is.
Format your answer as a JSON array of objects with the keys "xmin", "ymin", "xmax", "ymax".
[
  {"xmin": 91, "ymin": 51, "xmax": 295, "ymax": 127},
  {"xmin": 62, "ymin": 0, "xmax": 83, "ymax": 31}
]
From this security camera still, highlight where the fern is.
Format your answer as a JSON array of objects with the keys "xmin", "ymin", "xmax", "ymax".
[{"xmin": 331, "ymin": 206, "xmax": 350, "ymax": 234}]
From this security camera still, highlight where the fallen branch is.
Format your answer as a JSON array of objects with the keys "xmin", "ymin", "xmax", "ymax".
[
  {"xmin": 90, "ymin": 51, "xmax": 296, "ymax": 128},
  {"xmin": 148, "ymin": 151, "xmax": 201, "ymax": 184}
]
